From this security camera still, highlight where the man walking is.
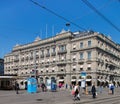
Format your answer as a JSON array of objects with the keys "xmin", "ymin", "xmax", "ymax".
[
  {"xmin": 15, "ymin": 81, "xmax": 19, "ymax": 94},
  {"xmin": 91, "ymin": 83, "xmax": 96, "ymax": 98}
]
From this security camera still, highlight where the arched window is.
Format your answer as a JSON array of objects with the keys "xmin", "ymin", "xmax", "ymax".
[{"xmin": 86, "ymin": 75, "xmax": 92, "ymax": 79}]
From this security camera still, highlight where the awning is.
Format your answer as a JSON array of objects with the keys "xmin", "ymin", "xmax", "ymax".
[
  {"xmin": 97, "ymin": 79, "xmax": 101, "ymax": 82},
  {"xmin": 0, "ymin": 76, "xmax": 15, "ymax": 78},
  {"xmin": 105, "ymin": 80, "xmax": 109, "ymax": 82},
  {"xmin": 86, "ymin": 79, "xmax": 92, "ymax": 81},
  {"xmin": 71, "ymin": 79, "xmax": 76, "ymax": 82},
  {"xmin": 102, "ymin": 80, "xmax": 105, "ymax": 82},
  {"xmin": 24, "ymin": 80, "xmax": 27, "ymax": 82},
  {"xmin": 78, "ymin": 79, "xmax": 82, "ymax": 81},
  {"xmin": 59, "ymin": 79, "xmax": 64, "ymax": 82}
]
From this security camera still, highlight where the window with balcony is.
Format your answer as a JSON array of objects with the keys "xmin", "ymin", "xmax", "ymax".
[
  {"xmin": 41, "ymin": 50, "xmax": 44, "ymax": 55},
  {"xmin": 80, "ymin": 42, "xmax": 83, "ymax": 48},
  {"xmin": 47, "ymin": 49, "xmax": 50, "ymax": 54},
  {"xmin": 36, "ymin": 51, "xmax": 39, "ymax": 55},
  {"xmin": 46, "ymin": 49, "xmax": 50, "ymax": 57},
  {"xmin": 87, "ymin": 51, "xmax": 91, "ymax": 60},
  {"xmin": 87, "ymin": 64, "xmax": 91, "ymax": 70},
  {"xmin": 88, "ymin": 40, "xmax": 91, "ymax": 47},
  {"xmin": 80, "ymin": 52, "xmax": 84, "ymax": 60},
  {"xmin": 60, "ymin": 45, "xmax": 66, "ymax": 52},
  {"xmin": 52, "ymin": 47, "xmax": 56, "ymax": 56},
  {"xmin": 58, "ymin": 45, "xmax": 67, "ymax": 54},
  {"xmin": 41, "ymin": 50, "xmax": 44, "ymax": 58},
  {"xmin": 52, "ymin": 47, "xmax": 56, "ymax": 53}
]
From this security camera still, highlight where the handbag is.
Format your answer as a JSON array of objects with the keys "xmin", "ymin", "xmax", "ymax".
[
  {"xmin": 96, "ymin": 92, "xmax": 97, "ymax": 96},
  {"xmin": 71, "ymin": 90, "xmax": 75, "ymax": 95}
]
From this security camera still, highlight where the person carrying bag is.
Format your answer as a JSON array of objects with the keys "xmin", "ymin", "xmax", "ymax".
[{"xmin": 73, "ymin": 84, "xmax": 80, "ymax": 101}]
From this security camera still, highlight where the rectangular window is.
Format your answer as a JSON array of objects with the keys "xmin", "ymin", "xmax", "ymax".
[
  {"xmin": 88, "ymin": 51, "xmax": 91, "ymax": 59},
  {"xmin": 52, "ymin": 47, "xmax": 56, "ymax": 53},
  {"xmin": 88, "ymin": 40, "xmax": 91, "ymax": 47},
  {"xmin": 60, "ymin": 45, "xmax": 65, "ymax": 52},
  {"xmin": 47, "ymin": 49, "xmax": 50, "ymax": 54},
  {"xmin": 41, "ymin": 50, "xmax": 44, "ymax": 55},
  {"xmin": 80, "ymin": 42, "xmax": 83, "ymax": 48},
  {"xmin": 80, "ymin": 53, "xmax": 83, "ymax": 60}
]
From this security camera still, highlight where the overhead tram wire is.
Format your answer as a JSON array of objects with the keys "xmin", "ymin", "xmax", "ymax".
[
  {"xmin": 81, "ymin": 0, "xmax": 120, "ymax": 33},
  {"xmin": 30, "ymin": 0, "xmax": 86, "ymax": 31}
]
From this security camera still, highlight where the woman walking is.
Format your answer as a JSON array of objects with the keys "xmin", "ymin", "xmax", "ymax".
[{"xmin": 73, "ymin": 83, "xmax": 80, "ymax": 101}]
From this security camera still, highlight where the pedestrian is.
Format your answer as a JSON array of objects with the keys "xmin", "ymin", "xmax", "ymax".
[
  {"xmin": 73, "ymin": 83, "xmax": 80, "ymax": 101},
  {"xmin": 110, "ymin": 83, "xmax": 114, "ymax": 95},
  {"xmin": 108, "ymin": 82, "xmax": 112, "ymax": 94},
  {"xmin": 15, "ymin": 81, "xmax": 19, "ymax": 94},
  {"xmin": 91, "ymin": 83, "xmax": 96, "ymax": 98},
  {"xmin": 41, "ymin": 83, "xmax": 46, "ymax": 92},
  {"xmin": 66, "ymin": 83, "xmax": 68, "ymax": 89},
  {"xmin": 99, "ymin": 83, "xmax": 103, "ymax": 93},
  {"xmin": 70, "ymin": 84, "xmax": 72, "ymax": 90},
  {"xmin": 85, "ymin": 83, "xmax": 88, "ymax": 95}
]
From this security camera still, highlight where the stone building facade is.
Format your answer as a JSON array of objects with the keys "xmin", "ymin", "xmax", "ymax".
[
  {"xmin": 4, "ymin": 30, "xmax": 120, "ymax": 86},
  {"xmin": 0, "ymin": 58, "xmax": 4, "ymax": 75}
]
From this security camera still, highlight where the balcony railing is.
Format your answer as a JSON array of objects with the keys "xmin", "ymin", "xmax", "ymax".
[
  {"xmin": 57, "ymin": 71, "xmax": 66, "ymax": 76},
  {"xmin": 78, "ymin": 59, "xmax": 84, "ymax": 64},
  {"xmin": 51, "ymin": 52, "xmax": 56, "ymax": 56},
  {"xmin": 58, "ymin": 50, "xmax": 67, "ymax": 54},
  {"xmin": 57, "ymin": 60, "xmax": 67, "ymax": 65},
  {"xmin": 14, "ymin": 58, "xmax": 19, "ymax": 62}
]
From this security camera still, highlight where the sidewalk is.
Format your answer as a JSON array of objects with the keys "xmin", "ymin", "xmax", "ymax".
[{"xmin": 0, "ymin": 87, "xmax": 120, "ymax": 104}]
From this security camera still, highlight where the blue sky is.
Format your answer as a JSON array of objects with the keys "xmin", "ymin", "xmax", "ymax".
[{"xmin": 0, "ymin": 0, "xmax": 120, "ymax": 58}]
